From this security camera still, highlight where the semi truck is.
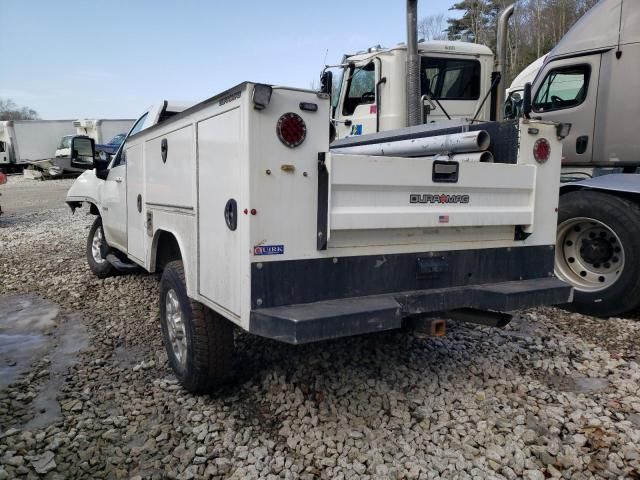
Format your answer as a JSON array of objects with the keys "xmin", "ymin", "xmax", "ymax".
[
  {"xmin": 66, "ymin": 74, "xmax": 572, "ymax": 392},
  {"xmin": 501, "ymin": 0, "xmax": 640, "ymax": 317},
  {"xmin": 327, "ymin": 0, "xmax": 640, "ymax": 318},
  {"xmin": 323, "ymin": 3, "xmax": 516, "ymax": 141},
  {"xmin": 0, "ymin": 119, "xmax": 76, "ymax": 173}
]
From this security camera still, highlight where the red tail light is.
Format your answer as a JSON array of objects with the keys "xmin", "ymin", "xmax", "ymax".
[
  {"xmin": 277, "ymin": 113, "xmax": 306, "ymax": 148},
  {"xmin": 533, "ymin": 138, "xmax": 551, "ymax": 163}
]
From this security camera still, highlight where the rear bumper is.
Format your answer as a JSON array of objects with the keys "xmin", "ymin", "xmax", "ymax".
[{"xmin": 249, "ymin": 277, "xmax": 572, "ymax": 344}]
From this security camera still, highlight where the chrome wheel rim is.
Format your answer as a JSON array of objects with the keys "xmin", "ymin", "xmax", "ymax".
[
  {"xmin": 165, "ymin": 289, "xmax": 187, "ymax": 367},
  {"xmin": 91, "ymin": 227, "xmax": 106, "ymax": 264},
  {"xmin": 555, "ymin": 217, "xmax": 625, "ymax": 292}
]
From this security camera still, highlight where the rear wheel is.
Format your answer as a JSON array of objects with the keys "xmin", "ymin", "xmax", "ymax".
[
  {"xmin": 159, "ymin": 261, "xmax": 234, "ymax": 392},
  {"xmin": 86, "ymin": 216, "xmax": 115, "ymax": 278},
  {"xmin": 555, "ymin": 191, "xmax": 640, "ymax": 317}
]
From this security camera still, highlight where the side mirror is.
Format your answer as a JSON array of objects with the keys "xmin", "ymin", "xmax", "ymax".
[
  {"xmin": 70, "ymin": 136, "xmax": 95, "ymax": 169},
  {"xmin": 320, "ymin": 70, "xmax": 333, "ymax": 95},
  {"xmin": 522, "ymin": 82, "xmax": 532, "ymax": 118}
]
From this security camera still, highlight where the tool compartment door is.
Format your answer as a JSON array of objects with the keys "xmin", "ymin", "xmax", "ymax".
[
  {"xmin": 197, "ymin": 107, "xmax": 243, "ymax": 316},
  {"xmin": 327, "ymin": 154, "xmax": 535, "ymax": 243}
]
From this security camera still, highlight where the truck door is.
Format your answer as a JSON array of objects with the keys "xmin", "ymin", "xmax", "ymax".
[
  {"xmin": 532, "ymin": 55, "xmax": 600, "ymax": 165},
  {"xmin": 101, "ymin": 154, "xmax": 128, "ymax": 251},
  {"xmin": 335, "ymin": 62, "xmax": 378, "ymax": 138},
  {"xmin": 420, "ymin": 56, "xmax": 483, "ymax": 123},
  {"xmin": 101, "ymin": 113, "xmax": 148, "ymax": 254}
]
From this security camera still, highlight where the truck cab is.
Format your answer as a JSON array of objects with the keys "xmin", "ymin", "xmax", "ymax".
[
  {"xmin": 506, "ymin": 0, "xmax": 640, "ymax": 317},
  {"xmin": 331, "ymin": 41, "xmax": 494, "ymax": 139}
]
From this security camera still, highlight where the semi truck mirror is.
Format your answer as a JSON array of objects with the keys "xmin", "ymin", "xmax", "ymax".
[
  {"xmin": 522, "ymin": 83, "xmax": 532, "ymax": 118},
  {"xmin": 70, "ymin": 136, "xmax": 95, "ymax": 170},
  {"xmin": 320, "ymin": 71, "xmax": 333, "ymax": 95}
]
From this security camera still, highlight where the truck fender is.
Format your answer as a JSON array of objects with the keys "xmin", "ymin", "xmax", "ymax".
[
  {"xmin": 149, "ymin": 229, "xmax": 187, "ymax": 274},
  {"xmin": 560, "ymin": 174, "xmax": 640, "ymax": 201},
  {"xmin": 65, "ymin": 197, "xmax": 101, "ymax": 216}
]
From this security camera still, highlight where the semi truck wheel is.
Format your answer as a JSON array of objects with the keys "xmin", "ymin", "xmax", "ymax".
[
  {"xmin": 159, "ymin": 260, "xmax": 234, "ymax": 392},
  {"xmin": 555, "ymin": 190, "xmax": 640, "ymax": 317},
  {"xmin": 86, "ymin": 217, "xmax": 115, "ymax": 278}
]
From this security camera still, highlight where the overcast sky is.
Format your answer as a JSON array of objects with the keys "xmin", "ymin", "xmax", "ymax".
[{"xmin": 1, "ymin": 0, "xmax": 458, "ymax": 120}]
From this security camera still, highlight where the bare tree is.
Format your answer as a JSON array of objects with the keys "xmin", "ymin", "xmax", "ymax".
[
  {"xmin": 418, "ymin": 13, "xmax": 449, "ymax": 41},
  {"xmin": 0, "ymin": 98, "xmax": 39, "ymax": 120}
]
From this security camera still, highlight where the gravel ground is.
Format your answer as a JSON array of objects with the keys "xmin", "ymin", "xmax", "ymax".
[{"xmin": 1, "ymin": 175, "xmax": 639, "ymax": 480}]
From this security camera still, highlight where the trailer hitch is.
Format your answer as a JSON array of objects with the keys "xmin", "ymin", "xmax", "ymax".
[{"xmin": 443, "ymin": 308, "xmax": 512, "ymax": 328}]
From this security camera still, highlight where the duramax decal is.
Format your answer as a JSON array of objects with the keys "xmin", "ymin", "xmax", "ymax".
[{"xmin": 410, "ymin": 194, "xmax": 470, "ymax": 204}]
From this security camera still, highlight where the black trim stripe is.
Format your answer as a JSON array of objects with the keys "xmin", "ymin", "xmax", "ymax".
[{"xmin": 251, "ymin": 245, "xmax": 555, "ymax": 309}]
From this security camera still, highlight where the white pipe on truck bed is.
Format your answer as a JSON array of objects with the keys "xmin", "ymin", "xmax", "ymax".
[
  {"xmin": 432, "ymin": 151, "xmax": 494, "ymax": 163},
  {"xmin": 331, "ymin": 130, "xmax": 490, "ymax": 157}
]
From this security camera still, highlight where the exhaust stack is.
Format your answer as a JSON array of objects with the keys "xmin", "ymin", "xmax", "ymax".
[
  {"xmin": 495, "ymin": 4, "xmax": 515, "ymax": 121},
  {"xmin": 406, "ymin": 0, "xmax": 420, "ymax": 127}
]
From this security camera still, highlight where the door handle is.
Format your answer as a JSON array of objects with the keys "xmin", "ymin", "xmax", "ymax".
[{"xmin": 115, "ymin": 177, "xmax": 123, "ymax": 183}]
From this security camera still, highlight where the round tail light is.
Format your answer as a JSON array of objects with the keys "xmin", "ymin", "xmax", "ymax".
[
  {"xmin": 533, "ymin": 138, "xmax": 551, "ymax": 163},
  {"xmin": 277, "ymin": 113, "xmax": 306, "ymax": 148}
]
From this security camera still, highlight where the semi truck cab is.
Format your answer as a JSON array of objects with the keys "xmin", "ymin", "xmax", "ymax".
[
  {"xmin": 330, "ymin": 41, "xmax": 494, "ymax": 139},
  {"xmin": 505, "ymin": 0, "xmax": 640, "ymax": 317}
]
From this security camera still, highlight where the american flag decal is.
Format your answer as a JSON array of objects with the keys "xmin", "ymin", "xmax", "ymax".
[{"xmin": 439, "ymin": 215, "xmax": 450, "ymax": 224}]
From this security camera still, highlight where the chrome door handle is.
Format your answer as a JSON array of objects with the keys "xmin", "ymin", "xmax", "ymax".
[{"xmin": 114, "ymin": 177, "xmax": 123, "ymax": 183}]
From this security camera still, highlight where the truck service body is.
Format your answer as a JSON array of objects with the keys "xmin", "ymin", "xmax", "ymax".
[{"xmin": 67, "ymin": 80, "xmax": 571, "ymax": 391}]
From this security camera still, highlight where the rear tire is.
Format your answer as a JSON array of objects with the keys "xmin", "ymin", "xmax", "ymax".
[
  {"xmin": 86, "ymin": 216, "xmax": 115, "ymax": 279},
  {"xmin": 556, "ymin": 191, "xmax": 640, "ymax": 317},
  {"xmin": 159, "ymin": 260, "xmax": 234, "ymax": 392}
]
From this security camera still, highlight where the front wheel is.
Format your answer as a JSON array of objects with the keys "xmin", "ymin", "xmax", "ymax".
[
  {"xmin": 159, "ymin": 261, "xmax": 234, "ymax": 392},
  {"xmin": 555, "ymin": 191, "xmax": 640, "ymax": 317},
  {"xmin": 86, "ymin": 216, "xmax": 115, "ymax": 278}
]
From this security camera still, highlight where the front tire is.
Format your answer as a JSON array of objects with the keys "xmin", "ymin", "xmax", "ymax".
[
  {"xmin": 159, "ymin": 261, "xmax": 234, "ymax": 392},
  {"xmin": 555, "ymin": 191, "xmax": 640, "ymax": 317},
  {"xmin": 86, "ymin": 216, "xmax": 115, "ymax": 279}
]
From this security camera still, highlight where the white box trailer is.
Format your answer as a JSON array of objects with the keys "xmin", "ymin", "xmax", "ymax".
[
  {"xmin": 72, "ymin": 118, "xmax": 135, "ymax": 145},
  {"xmin": 66, "ymin": 82, "xmax": 572, "ymax": 392},
  {"xmin": 0, "ymin": 119, "xmax": 76, "ymax": 171}
]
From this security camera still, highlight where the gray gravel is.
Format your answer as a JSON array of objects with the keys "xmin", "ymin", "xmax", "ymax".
[{"xmin": 1, "ymin": 175, "xmax": 639, "ymax": 479}]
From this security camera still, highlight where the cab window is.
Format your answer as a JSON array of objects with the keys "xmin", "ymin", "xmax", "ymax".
[
  {"xmin": 0, "ymin": 141, "xmax": 5, "ymax": 152},
  {"xmin": 342, "ymin": 63, "xmax": 375, "ymax": 116},
  {"xmin": 58, "ymin": 136, "xmax": 72, "ymax": 149},
  {"xmin": 533, "ymin": 65, "xmax": 590, "ymax": 112},
  {"xmin": 421, "ymin": 58, "xmax": 481, "ymax": 100},
  {"xmin": 112, "ymin": 113, "xmax": 148, "ymax": 167}
]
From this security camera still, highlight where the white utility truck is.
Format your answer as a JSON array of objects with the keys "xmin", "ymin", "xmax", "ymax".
[
  {"xmin": 0, "ymin": 119, "xmax": 76, "ymax": 173},
  {"xmin": 502, "ymin": 0, "xmax": 640, "ymax": 317},
  {"xmin": 66, "ymin": 80, "xmax": 571, "ymax": 392}
]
